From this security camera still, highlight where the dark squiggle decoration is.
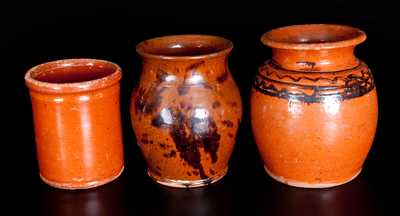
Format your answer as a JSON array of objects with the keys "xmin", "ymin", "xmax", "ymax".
[{"xmin": 254, "ymin": 61, "xmax": 375, "ymax": 103}]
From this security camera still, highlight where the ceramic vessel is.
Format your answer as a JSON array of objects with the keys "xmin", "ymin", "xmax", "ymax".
[
  {"xmin": 131, "ymin": 35, "xmax": 242, "ymax": 188},
  {"xmin": 25, "ymin": 59, "xmax": 124, "ymax": 189},
  {"xmin": 251, "ymin": 24, "xmax": 378, "ymax": 188}
]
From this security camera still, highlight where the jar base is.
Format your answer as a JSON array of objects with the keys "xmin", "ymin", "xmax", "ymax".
[
  {"xmin": 40, "ymin": 166, "xmax": 124, "ymax": 190},
  {"xmin": 264, "ymin": 165, "xmax": 361, "ymax": 188},
  {"xmin": 147, "ymin": 167, "xmax": 228, "ymax": 188}
]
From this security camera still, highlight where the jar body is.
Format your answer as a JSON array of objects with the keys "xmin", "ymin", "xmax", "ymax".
[
  {"xmin": 26, "ymin": 59, "xmax": 124, "ymax": 189},
  {"xmin": 131, "ymin": 56, "xmax": 242, "ymax": 188},
  {"xmin": 251, "ymin": 60, "xmax": 378, "ymax": 188}
]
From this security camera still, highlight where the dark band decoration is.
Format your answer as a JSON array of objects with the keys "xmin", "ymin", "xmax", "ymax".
[{"xmin": 253, "ymin": 61, "xmax": 375, "ymax": 103}]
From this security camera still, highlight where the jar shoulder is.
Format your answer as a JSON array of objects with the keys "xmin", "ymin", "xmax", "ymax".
[
  {"xmin": 253, "ymin": 60, "xmax": 375, "ymax": 103},
  {"xmin": 259, "ymin": 60, "xmax": 373, "ymax": 83},
  {"xmin": 131, "ymin": 71, "xmax": 242, "ymax": 117}
]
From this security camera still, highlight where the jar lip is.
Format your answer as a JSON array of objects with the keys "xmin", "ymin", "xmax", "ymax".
[
  {"xmin": 25, "ymin": 58, "xmax": 122, "ymax": 94},
  {"xmin": 261, "ymin": 24, "xmax": 366, "ymax": 50},
  {"xmin": 136, "ymin": 34, "xmax": 233, "ymax": 60}
]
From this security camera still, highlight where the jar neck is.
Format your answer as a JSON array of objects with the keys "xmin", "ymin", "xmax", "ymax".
[
  {"xmin": 142, "ymin": 55, "xmax": 229, "ymax": 83},
  {"xmin": 272, "ymin": 46, "xmax": 359, "ymax": 72}
]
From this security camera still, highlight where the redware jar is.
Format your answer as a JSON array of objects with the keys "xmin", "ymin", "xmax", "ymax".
[
  {"xmin": 251, "ymin": 24, "xmax": 378, "ymax": 188},
  {"xmin": 25, "ymin": 59, "xmax": 125, "ymax": 189},
  {"xmin": 131, "ymin": 35, "xmax": 242, "ymax": 188}
]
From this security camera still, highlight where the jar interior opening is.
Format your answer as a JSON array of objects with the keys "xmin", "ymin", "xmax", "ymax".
[
  {"xmin": 265, "ymin": 24, "xmax": 364, "ymax": 44},
  {"xmin": 138, "ymin": 35, "xmax": 232, "ymax": 57},
  {"xmin": 31, "ymin": 63, "xmax": 117, "ymax": 84}
]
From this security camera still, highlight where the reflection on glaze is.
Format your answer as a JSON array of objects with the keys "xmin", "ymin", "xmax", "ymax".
[
  {"xmin": 164, "ymin": 74, "xmax": 177, "ymax": 82},
  {"xmin": 288, "ymin": 100, "xmax": 302, "ymax": 116},
  {"xmin": 79, "ymin": 95, "xmax": 90, "ymax": 102},
  {"xmin": 52, "ymin": 97, "xmax": 64, "ymax": 103},
  {"xmin": 159, "ymin": 108, "xmax": 173, "ymax": 124},
  {"xmin": 322, "ymin": 96, "xmax": 341, "ymax": 116},
  {"xmin": 191, "ymin": 108, "xmax": 209, "ymax": 134},
  {"xmin": 186, "ymin": 74, "xmax": 204, "ymax": 84}
]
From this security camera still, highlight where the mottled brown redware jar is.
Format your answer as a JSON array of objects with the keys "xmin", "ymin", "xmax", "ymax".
[
  {"xmin": 251, "ymin": 24, "xmax": 378, "ymax": 188},
  {"xmin": 131, "ymin": 35, "xmax": 242, "ymax": 188},
  {"xmin": 25, "ymin": 59, "xmax": 125, "ymax": 189}
]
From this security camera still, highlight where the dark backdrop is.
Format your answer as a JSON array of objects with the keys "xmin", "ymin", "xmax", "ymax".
[{"xmin": 2, "ymin": 0, "xmax": 392, "ymax": 215}]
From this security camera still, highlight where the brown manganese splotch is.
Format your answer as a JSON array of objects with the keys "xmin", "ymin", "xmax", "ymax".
[
  {"xmin": 141, "ymin": 133, "xmax": 150, "ymax": 144},
  {"xmin": 222, "ymin": 120, "xmax": 234, "ymax": 128},
  {"xmin": 163, "ymin": 150, "xmax": 177, "ymax": 158},
  {"xmin": 186, "ymin": 61, "xmax": 205, "ymax": 71},
  {"xmin": 217, "ymin": 70, "xmax": 229, "ymax": 83},
  {"xmin": 135, "ymin": 69, "xmax": 171, "ymax": 116},
  {"xmin": 177, "ymin": 84, "xmax": 190, "ymax": 96},
  {"xmin": 136, "ymin": 86, "xmax": 167, "ymax": 115},
  {"xmin": 132, "ymin": 79, "xmax": 241, "ymax": 182},
  {"xmin": 150, "ymin": 106, "xmax": 221, "ymax": 179},
  {"xmin": 132, "ymin": 75, "xmax": 241, "ymax": 182},
  {"xmin": 135, "ymin": 87, "xmax": 146, "ymax": 115},
  {"xmin": 212, "ymin": 101, "xmax": 221, "ymax": 109}
]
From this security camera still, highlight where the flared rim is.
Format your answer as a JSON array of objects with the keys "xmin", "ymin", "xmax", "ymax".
[
  {"xmin": 136, "ymin": 34, "xmax": 233, "ymax": 60},
  {"xmin": 261, "ymin": 24, "xmax": 366, "ymax": 50},
  {"xmin": 25, "ymin": 58, "xmax": 122, "ymax": 94}
]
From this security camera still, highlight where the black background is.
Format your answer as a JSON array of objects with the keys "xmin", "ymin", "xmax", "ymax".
[{"xmin": 2, "ymin": 0, "xmax": 392, "ymax": 215}]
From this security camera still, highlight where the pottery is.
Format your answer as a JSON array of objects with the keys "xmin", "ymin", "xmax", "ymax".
[
  {"xmin": 251, "ymin": 24, "xmax": 378, "ymax": 188},
  {"xmin": 131, "ymin": 35, "xmax": 242, "ymax": 188},
  {"xmin": 25, "ymin": 59, "xmax": 125, "ymax": 189}
]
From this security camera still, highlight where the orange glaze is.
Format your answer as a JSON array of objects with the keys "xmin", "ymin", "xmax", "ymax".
[
  {"xmin": 25, "ymin": 59, "xmax": 124, "ymax": 189},
  {"xmin": 251, "ymin": 24, "xmax": 378, "ymax": 188},
  {"xmin": 131, "ymin": 35, "xmax": 242, "ymax": 188}
]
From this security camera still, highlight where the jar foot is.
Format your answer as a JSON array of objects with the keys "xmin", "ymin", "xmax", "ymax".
[
  {"xmin": 40, "ymin": 166, "xmax": 124, "ymax": 190},
  {"xmin": 147, "ymin": 167, "xmax": 228, "ymax": 188},
  {"xmin": 264, "ymin": 165, "xmax": 361, "ymax": 188}
]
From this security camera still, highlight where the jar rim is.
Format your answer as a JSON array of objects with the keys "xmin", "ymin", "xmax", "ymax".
[
  {"xmin": 25, "ymin": 58, "xmax": 122, "ymax": 94},
  {"xmin": 136, "ymin": 34, "xmax": 233, "ymax": 60},
  {"xmin": 261, "ymin": 24, "xmax": 366, "ymax": 50}
]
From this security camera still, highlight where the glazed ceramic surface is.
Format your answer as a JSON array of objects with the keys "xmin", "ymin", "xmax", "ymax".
[
  {"xmin": 131, "ymin": 35, "xmax": 242, "ymax": 188},
  {"xmin": 25, "ymin": 59, "xmax": 124, "ymax": 189},
  {"xmin": 251, "ymin": 24, "xmax": 378, "ymax": 188}
]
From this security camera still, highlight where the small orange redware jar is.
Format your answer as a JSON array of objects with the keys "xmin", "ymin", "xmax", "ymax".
[
  {"xmin": 25, "ymin": 59, "xmax": 125, "ymax": 189},
  {"xmin": 251, "ymin": 24, "xmax": 378, "ymax": 188},
  {"xmin": 131, "ymin": 35, "xmax": 242, "ymax": 188}
]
